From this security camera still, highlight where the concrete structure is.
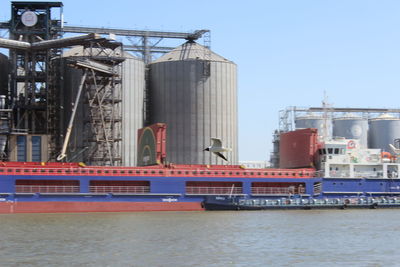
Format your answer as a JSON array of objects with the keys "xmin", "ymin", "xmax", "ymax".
[{"xmin": 149, "ymin": 41, "xmax": 238, "ymax": 165}]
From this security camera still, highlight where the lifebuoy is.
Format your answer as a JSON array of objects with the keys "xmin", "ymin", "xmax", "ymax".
[{"xmin": 347, "ymin": 140, "xmax": 356, "ymax": 149}]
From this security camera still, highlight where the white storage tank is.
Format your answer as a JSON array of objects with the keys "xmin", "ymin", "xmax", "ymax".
[
  {"xmin": 333, "ymin": 114, "xmax": 368, "ymax": 148},
  {"xmin": 149, "ymin": 41, "xmax": 238, "ymax": 165},
  {"xmin": 295, "ymin": 114, "xmax": 331, "ymax": 139},
  {"xmin": 369, "ymin": 114, "xmax": 400, "ymax": 152}
]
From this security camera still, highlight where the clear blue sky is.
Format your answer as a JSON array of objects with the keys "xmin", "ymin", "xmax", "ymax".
[{"xmin": 1, "ymin": 0, "xmax": 400, "ymax": 161}]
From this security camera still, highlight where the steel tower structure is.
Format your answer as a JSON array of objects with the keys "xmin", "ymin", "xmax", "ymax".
[
  {"xmin": 9, "ymin": 2, "xmax": 63, "ymax": 135},
  {"xmin": 0, "ymin": 1, "xmax": 209, "ymax": 165}
]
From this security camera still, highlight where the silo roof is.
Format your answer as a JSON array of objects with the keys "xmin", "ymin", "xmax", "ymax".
[
  {"xmin": 371, "ymin": 114, "xmax": 400, "ymax": 121},
  {"xmin": 151, "ymin": 41, "xmax": 233, "ymax": 63},
  {"xmin": 333, "ymin": 113, "xmax": 365, "ymax": 120}
]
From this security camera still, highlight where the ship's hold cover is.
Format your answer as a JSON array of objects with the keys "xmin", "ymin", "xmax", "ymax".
[
  {"xmin": 137, "ymin": 123, "xmax": 167, "ymax": 166},
  {"xmin": 279, "ymin": 128, "xmax": 319, "ymax": 169}
]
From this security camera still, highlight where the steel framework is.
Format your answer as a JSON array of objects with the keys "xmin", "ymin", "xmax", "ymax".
[{"xmin": 0, "ymin": 1, "xmax": 210, "ymax": 165}]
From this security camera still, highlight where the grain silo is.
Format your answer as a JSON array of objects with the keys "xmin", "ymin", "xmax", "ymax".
[
  {"xmin": 55, "ymin": 46, "xmax": 145, "ymax": 165},
  {"xmin": 295, "ymin": 114, "xmax": 331, "ymax": 139},
  {"xmin": 333, "ymin": 114, "xmax": 368, "ymax": 148},
  {"xmin": 369, "ymin": 114, "xmax": 400, "ymax": 152},
  {"xmin": 121, "ymin": 51, "xmax": 145, "ymax": 166},
  {"xmin": 149, "ymin": 41, "xmax": 237, "ymax": 165},
  {"xmin": 0, "ymin": 54, "xmax": 9, "ymax": 159},
  {"xmin": 0, "ymin": 53, "xmax": 9, "ymax": 96}
]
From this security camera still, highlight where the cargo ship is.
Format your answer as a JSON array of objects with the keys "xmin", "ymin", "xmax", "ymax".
[
  {"xmin": 2, "ymin": 125, "xmax": 400, "ymax": 214},
  {"xmin": 0, "ymin": 2, "xmax": 400, "ymax": 214}
]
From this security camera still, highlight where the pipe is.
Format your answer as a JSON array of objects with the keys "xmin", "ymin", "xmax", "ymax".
[
  {"xmin": 57, "ymin": 71, "xmax": 87, "ymax": 161},
  {"xmin": 0, "ymin": 38, "xmax": 30, "ymax": 50}
]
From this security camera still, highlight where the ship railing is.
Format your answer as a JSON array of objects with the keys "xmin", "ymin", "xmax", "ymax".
[
  {"xmin": 186, "ymin": 186, "xmax": 243, "ymax": 195},
  {"xmin": 15, "ymin": 185, "xmax": 80, "ymax": 193},
  {"xmin": 354, "ymin": 171, "xmax": 382, "ymax": 178},
  {"xmin": 0, "ymin": 167, "xmax": 167, "ymax": 176},
  {"xmin": 329, "ymin": 171, "xmax": 350, "ymax": 178},
  {"xmin": 251, "ymin": 186, "xmax": 306, "ymax": 195},
  {"xmin": 89, "ymin": 186, "xmax": 150, "ymax": 193},
  {"xmin": 0, "ymin": 166, "xmax": 319, "ymax": 178}
]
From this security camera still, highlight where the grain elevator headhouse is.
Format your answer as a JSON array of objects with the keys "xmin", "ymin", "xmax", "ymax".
[{"xmin": 9, "ymin": 2, "xmax": 63, "ymax": 134}]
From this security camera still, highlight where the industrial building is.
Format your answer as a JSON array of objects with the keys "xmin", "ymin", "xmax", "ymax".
[
  {"xmin": 271, "ymin": 106, "xmax": 400, "ymax": 168},
  {"xmin": 0, "ymin": 1, "xmax": 238, "ymax": 166}
]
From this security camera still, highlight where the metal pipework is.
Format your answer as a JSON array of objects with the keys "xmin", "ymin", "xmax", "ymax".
[
  {"xmin": 0, "ymin": 33, "xmax": 103, "ymax": 50},
  {"xmin": 0, "ymin": 38, "xmax": 30, "ymax": 50},
  {"xmin": 31, "ymin": 33, "xmax": 102, "ymax": 50}
]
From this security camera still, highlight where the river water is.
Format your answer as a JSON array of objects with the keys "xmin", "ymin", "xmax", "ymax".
[{"xmin": 0, "ymin": 210, "xmax": 399, "ymax": 266}]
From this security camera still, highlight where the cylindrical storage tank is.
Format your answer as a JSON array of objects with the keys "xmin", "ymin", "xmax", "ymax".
[
  {"xmin": 0, "ymin": 54, "xmax": 10, "ymax": 159},
  {"xmin": 121, "ymin": 52, "xmax": 145, "ymax": 166},
  {"xmin": 333, "ymin": 114, "xmax": 368, "ymax": 148},
  {"xmin": 369, "ymin": 114, "xmax": 400, "ymax": 152},
  {"xmin": 149, "ymin": 41, "xmax": 237, "ymax": 165},
  {"xmin": 295, "ymin": 114, "xmax": 331, "ymax": 139},
  {"xmin": 0, "ymin": 53, "xmax": 9, "ymax": 96},
  {"xmin": 56, "ymin": 47, "xmax": 145, "ymax": 165}
]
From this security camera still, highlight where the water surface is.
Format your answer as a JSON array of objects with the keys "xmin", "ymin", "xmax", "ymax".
[{"xmin": 0, "ymin": 210, "xmax": 399, "ymax": 266}]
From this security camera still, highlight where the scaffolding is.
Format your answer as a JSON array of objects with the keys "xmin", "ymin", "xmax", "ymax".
[{"xmin": 78, "ymin": 41, "xmax": 123, "ymax": 166}]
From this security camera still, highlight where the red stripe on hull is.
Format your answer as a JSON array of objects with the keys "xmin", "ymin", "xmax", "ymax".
[{"xmin": 0, "ymin": 202, "xmax": 204, "ymax": 214}]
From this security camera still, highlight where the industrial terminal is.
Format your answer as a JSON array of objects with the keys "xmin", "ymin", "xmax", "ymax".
[
  {"xmin": 271, "ymin": 106, "xmax": 400, "ymax": 169},
  {"xmin": 0, "ymin": 1, "xmax": 399, "ymax": 170},
  {"xmin": 0, "ymin": 1, "xmax": 237, "ymax": 166},
  {"xmin": 1, "ymin": 1, "xmax": 400, "ymax": 214}
]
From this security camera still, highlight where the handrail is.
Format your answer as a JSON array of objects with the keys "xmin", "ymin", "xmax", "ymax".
[
  {"xmin": 0, "ymin": 166, "xmax": 319, "ymax": 178},
  {"xmin": 251, "ymin": 186, "xmax": 306, "ymax": 195},
  {"xmin": 90, "ymin": 186, "xmax": 150, "ymax": 193},
  {"xmin": 16, "ymin": 185, "xmax": 79, "ymax": 193},
  {"xmin": 186, "ymin": 186, "xmax": 243, "ymax": 194}
]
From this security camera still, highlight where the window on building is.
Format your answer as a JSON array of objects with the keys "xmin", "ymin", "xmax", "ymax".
[
  {"xmin": 17, "ymin": 136, "xmax": 27, "ymax": 161},
  {"xmin": 31, "ymin": 136, "xmax": 41, "ymax": 162}
]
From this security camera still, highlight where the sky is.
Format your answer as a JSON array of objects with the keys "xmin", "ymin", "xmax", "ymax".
[{"xmin": 1, "ymin": 0, "xmax": 400, "ymax": 162}]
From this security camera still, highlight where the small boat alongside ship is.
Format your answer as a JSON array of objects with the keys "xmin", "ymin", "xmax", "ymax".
[{"xmin": 203, "ymin": 195, "xmax": 400, "ymax": 211}]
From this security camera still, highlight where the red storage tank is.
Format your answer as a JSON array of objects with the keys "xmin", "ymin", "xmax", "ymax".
[{"xmin": 279, "ymin": 128, "xmax": 319, "ymax": 169}]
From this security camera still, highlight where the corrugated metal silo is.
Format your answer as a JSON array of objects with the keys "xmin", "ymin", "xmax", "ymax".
[
  {"xmin": 0, "ymin": 54, "xmax": 9, "ymax": 158},
  {"xmin": 369, "ymin": 114, "xmax": 400, "ymax": 152},
  {"xmin": 333, "ymin": 114, "xmax": 368, "ymax": 148},
  {"xmin": 295, "ymin": 114, "xmax": 331, "ymax": 138},
  {"xmin": 121, "ymin": 51, "xmax": 145, "ymax": 166},
  {"xmin": 56, "ymin": 47, "xmax": 145, "ymax": 165},
  {"xmin": 0, "ymin": 53, "xmax": 9, "ymax": 96},
  {"xmin": 149, "ymin": 41, "xmax": 237, "ymax": 165}
]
